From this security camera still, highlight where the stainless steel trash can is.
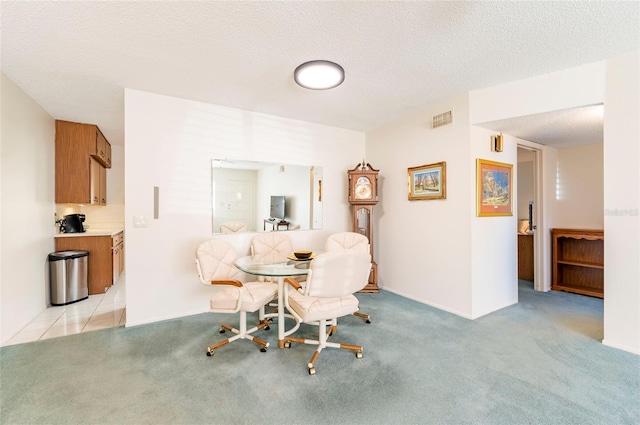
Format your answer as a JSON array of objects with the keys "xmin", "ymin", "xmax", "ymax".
[{"xmin": 48, "ymin": 251, "xmax": 89, "ymax": 306}]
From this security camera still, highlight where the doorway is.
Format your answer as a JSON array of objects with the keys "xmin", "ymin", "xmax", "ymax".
[{"xmin": 517, "ymin": 145, "xmax": 543, "ymax": 291}]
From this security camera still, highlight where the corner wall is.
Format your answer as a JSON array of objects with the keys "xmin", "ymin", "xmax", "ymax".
[
  {"xmin": 1, "ymin": 73, "xmax": 55, "ymax": 344},
  {"xmin": 555, "ymin": 143, "xmax": 604, "ymax": 229},
  {"xmin": 124, "ymin": 89, "xmax": 365, "ymax": 326},
  {"xmin": 469, "ymin": 128, "xmax": 518, "ymax": 318},
  {"xmin": 603, "ymin": 50, "xmax": 640, "ymax": 354},
  {"xmin": 367, "ymin": 94, "xmax": 474, "ymax": 318},
  {"xmin": 470, "ymin": 52, "xmax": 640, "ymax": 354}
]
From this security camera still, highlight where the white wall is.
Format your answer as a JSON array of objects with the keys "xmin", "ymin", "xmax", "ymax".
[
  {"xmin": 470, "ymin": 61, "xmax": 606, "ymax": 124},
  {"xmin": 1, "ymin": 73, "xmax": 55, "ymax": 344},
  {"xmin": 603, "ymin": 50, "xmax": 640, "ymax": 354},
  {"xmin": 366, "ymin": 92, "xmax": 554, "ymax": 320},
  {"xmin": 124, "ymin": 89, "xmax": 365, "ymax": 326},
  {"xmin": 555, "ymin": 143, "xmax": 604, "ymax": 229},
  {"xmin": 469, "ymin": 128, "xmax": 518, "ymax": 318},
  {"xmin": 367, "ymin": 94, "xmax": 474, "ymax": 318}
]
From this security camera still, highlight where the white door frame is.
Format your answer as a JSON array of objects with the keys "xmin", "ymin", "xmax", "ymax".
[{"xmin": 517, "ymin": 143, "xmax": 547, "ymax": 292}]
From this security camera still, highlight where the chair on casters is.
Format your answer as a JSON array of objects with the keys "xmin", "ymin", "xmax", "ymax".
[
  {"xmin": 325, "ymin": 232, "xmax": 373, "ymax": 324},
  {"xmin": 195, "ymin": 239, "xmax": 277, "ymax": 356},
  {"xmin": 283, "ymin": 250, "xmax": 371, "ymax": 375}
]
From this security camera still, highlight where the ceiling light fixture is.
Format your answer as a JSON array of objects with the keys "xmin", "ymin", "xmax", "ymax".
[{"xmin": 294, "ymin": 60, "xmax": 345, "ymax": 90}]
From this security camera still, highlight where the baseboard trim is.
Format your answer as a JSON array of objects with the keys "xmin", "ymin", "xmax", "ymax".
[
  {"xmin": 602, "ymin": 339, "xmax": 640, "ymax": 355},
  {"xmin": 382, "ymin": 287, "xmax": 474, "ymax": 320},
  {"xmin": 124, "ymin": 309, "xmax": 208, "ymax": 328}
]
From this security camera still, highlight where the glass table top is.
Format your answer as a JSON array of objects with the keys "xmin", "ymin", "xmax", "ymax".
[{"xmin": 234, "ymin": 256, "xmax": 311, "ymax": 277}]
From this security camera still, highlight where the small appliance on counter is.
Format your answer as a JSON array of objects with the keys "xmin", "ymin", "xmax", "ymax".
[{"xmin": 58, "ymin": 213, "xmax": 86, "ymax": 233}]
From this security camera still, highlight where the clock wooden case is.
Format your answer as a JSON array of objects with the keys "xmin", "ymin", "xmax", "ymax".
[{"xmin": 348, "ymin": 162, "xmax": 379, "ymax": 293}]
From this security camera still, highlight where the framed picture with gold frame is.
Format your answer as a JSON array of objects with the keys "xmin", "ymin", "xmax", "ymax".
[
  {"xmin": 408, "ymin": 161, "xmax": 446, "ymax": 200},
  {"xmin": 476, "ymin": 159, "xmax": 513, "ymax": 216}
]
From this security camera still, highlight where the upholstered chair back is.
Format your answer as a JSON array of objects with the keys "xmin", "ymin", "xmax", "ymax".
[
  {"xmin": 195, "ymin": 239, "xmax": 240, "ymax": 283},
  {"xmin": 325, "ymin": 232, "xmax": 369, "ymax": 253},
  {"xmin": 250, "ymin": 233, "xmax": 293, "ymax": 264},
  {"xmin": 219, "ymin": 221, "xmax": 248, "ymax": 234},
  {"xmin": 305, "ymin": 250, "xmax": 371, "ymax": 298}
]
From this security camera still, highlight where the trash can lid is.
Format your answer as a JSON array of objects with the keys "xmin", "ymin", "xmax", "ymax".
[{"xmin": 48, "ymin": 250, "xmax": 89, "ymax": 261}]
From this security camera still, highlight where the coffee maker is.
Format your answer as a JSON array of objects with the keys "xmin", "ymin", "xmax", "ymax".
[{"xmin": 58, "ymin": 214, "xmax": 86, "ymax": 233}]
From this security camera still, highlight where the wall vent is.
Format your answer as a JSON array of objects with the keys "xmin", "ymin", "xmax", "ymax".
[{"xmin": 431, "ymin": 110, "xmax": 453, "ymax": 128}]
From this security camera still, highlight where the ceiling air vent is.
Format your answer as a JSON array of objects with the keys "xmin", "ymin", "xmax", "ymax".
[{"xmin": 431, "ymin": 110, "xmax": 453, "ymax": 128}]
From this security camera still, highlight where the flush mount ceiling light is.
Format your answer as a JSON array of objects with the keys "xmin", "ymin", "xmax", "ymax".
[{"xmin": 294, "ymin": 60, "xmax": 345, "ymax": 90}]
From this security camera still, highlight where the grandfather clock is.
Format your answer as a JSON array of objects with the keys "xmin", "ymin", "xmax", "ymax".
[{"xmin": 348, "ymin": 161, "xmax": 379, "ymax": 293}]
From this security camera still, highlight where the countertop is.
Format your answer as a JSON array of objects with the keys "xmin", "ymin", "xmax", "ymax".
[{"xmin": 54, "ymin": 228, "xmax": 124, "ymax": 238}]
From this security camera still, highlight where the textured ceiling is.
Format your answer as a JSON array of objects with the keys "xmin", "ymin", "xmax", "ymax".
[
  {"xmin": 477, "ymin": 104, "xmax": 605, "ymax": 149},
  {"xmin": 1, "ymin": 2, "xmax": 638, "ymax": 147}
]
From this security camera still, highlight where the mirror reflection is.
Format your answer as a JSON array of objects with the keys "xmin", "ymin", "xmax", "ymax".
[{"xmin": 212, "ymin": 159, "xmax": 323, "ymax": 234}]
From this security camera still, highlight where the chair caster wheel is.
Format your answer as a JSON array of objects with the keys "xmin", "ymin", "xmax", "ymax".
[
  {"xmin": 260, "ymin": 347, "xmax": 267, "ymax": 353},
  {"xmin": 356, "ymin": 351, "xmax": 363, "ymax": 359},
  {"xmin": 365, "ymin": 319, "xmax": 371, "ymax": 324},
  {"xmin": 206, "ymin": 350, "xmax": 214, "ymax": 357},
  {"xmin": 219, "ymin": 329, "xmax": 225, "ymax": 334},
  {"xmin": 308, "ymin": 367, "xmax": 316, "ymax": 375},
  {"xmin": 284, "ymin": 342, "xmax": 291, "ymax": 348},
  {"xmin": 264, "ymin": 326, "xmax": 270, "ymax": 331}
]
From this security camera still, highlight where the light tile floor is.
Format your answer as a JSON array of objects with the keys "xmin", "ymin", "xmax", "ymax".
[{"xmin": 3, "ymin": 274, "xmax": 126, "ymax": 347}]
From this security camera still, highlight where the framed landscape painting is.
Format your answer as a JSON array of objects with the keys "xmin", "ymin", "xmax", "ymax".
[
  {"xmin": 476, "ymin": 159, "xmax": 512, "ymax": 216},
  {"xmin": 408, "ymin": 161, "xmax": 446, "ymax": 200}
]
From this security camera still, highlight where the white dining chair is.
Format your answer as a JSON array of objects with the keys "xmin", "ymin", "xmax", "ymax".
[
  {"xmin": 283, "ymin": 250, "xmax": 372, "ymax": 375},
  {"xmin": 195, "ymin": 239, "xmax": 277, "ymax": 356},
  {"xmin": 325, "ymin": 231, "xmax": 373, "ymax": 323}
]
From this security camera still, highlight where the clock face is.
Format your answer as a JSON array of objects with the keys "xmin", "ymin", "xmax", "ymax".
[{"xmin": 355, "ymin": 176, "xmax": 372, "ymax": 199}]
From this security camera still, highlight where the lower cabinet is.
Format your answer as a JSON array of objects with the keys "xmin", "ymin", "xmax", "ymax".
[
  {"xmin": 55, "ymin": 231, "xmax": 124, "ymax": 295},
  {"xmin": 112, "ymin": 232, "xmax": 124, "ymax": 284},
  {"xmin": 518, "ymin": 234, "xmax": 534, "ymax": 281}
]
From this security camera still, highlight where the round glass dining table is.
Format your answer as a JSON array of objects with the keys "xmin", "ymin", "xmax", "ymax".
[{"xmin": 234, "ymin": 256, "xmax": 310, "ymax": 348}]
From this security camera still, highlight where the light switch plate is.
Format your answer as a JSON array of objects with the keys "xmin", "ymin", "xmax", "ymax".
[{"xmin": 133, "ymin": 216, "xmax": 148, "ymax": 228}]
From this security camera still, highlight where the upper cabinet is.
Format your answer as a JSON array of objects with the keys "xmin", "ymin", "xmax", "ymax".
[
  {"xmin": 89, "ymin": 157, "xmax": 107, "ymax": 205},
  {"xmin": 93, "ymin": 127, "xmax": 112, "ymax": 168},
  {"xmin": 55, "ymin": 120, "xmax": 111, "ymax": 205}
]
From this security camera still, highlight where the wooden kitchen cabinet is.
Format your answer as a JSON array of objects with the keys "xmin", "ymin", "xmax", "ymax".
[
  {"xmin": 89, "ymin": 157, "xmax": 107, "ymax": 205},
  {"xmin": 55, "ymin": 120, "xmax": 111, "ymax": 205},
  {"xmin": 94, "ymin": 128, "xmax": 112, "ymax": 168},
  {"xmin": 551, "ymin": 228, "xmax": 604, "ymax": 298},
  {"xmin": 112, "ymin": 232, "xmax": 124, "ymax": 284},
  {"xmin": 518, "ymin": 234, "xmax": 534, "ymax": 281},
  {"xmin": 55, "ymin": 232, "xmax": 124, "ymax": 295}
]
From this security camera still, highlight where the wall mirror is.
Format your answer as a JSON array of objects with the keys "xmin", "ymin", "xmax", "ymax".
[{"xmin": 212, "ymin": 159, "xmax": 323, "ymax": 234}]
